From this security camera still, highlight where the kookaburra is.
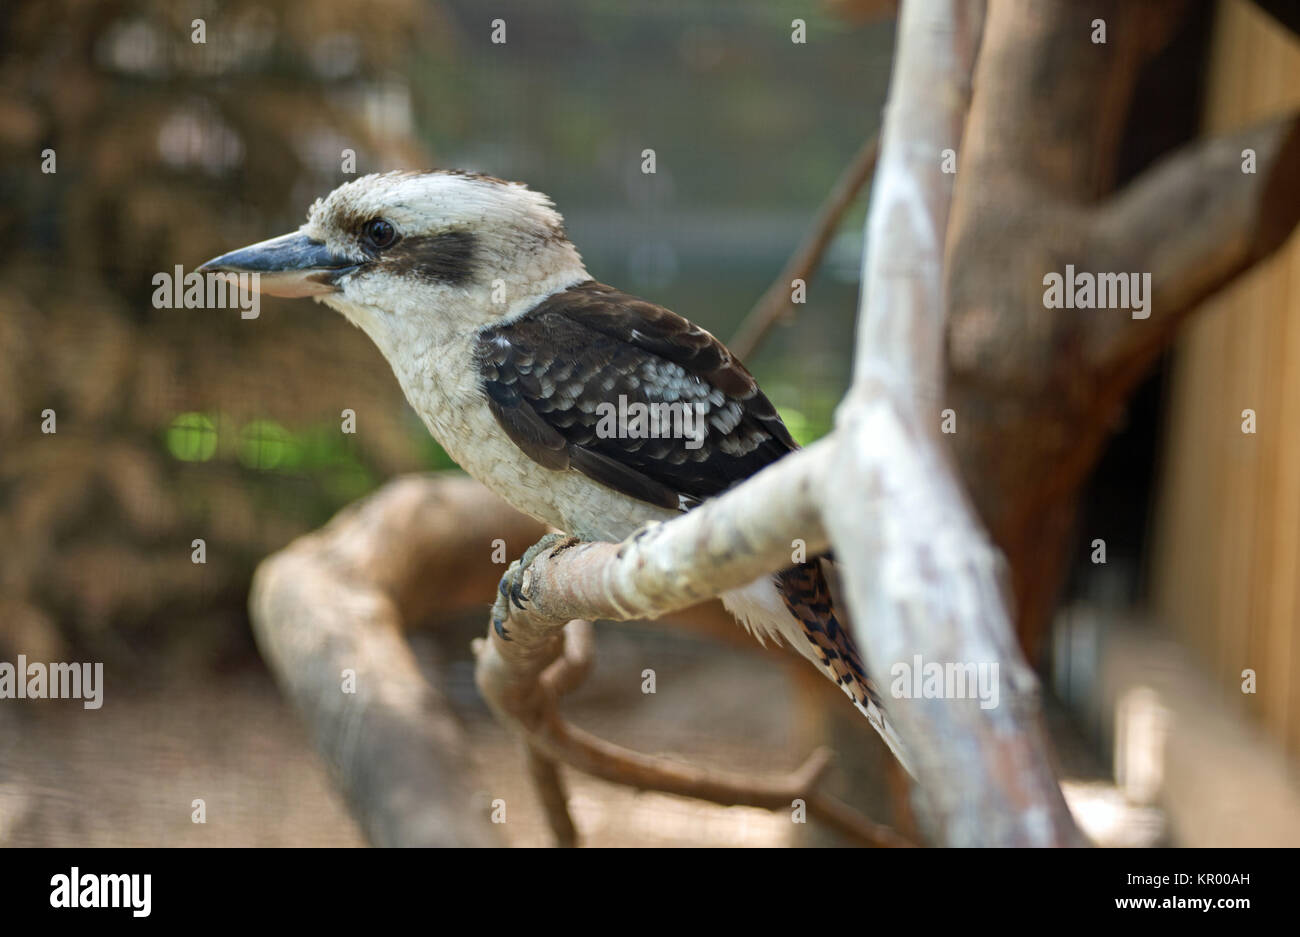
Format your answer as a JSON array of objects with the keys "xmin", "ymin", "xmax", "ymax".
[{"xmin": 200, "ymin": 170, "xmax": 908, "ymax": 768}]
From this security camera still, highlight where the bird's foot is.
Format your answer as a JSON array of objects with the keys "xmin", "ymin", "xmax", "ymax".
[{"xmin": 491, "ymin": 533, "xmax": 581, "ymax": 640}]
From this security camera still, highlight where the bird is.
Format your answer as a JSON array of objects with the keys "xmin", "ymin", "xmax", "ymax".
[{"xmin": 200, "ymin": 169, "xmax": 910, "ymax": 771}]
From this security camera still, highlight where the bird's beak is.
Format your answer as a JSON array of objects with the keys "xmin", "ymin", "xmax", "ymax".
[{"xmin": 197, "ymin": 231, "xmax": 361, "ymax": 298}]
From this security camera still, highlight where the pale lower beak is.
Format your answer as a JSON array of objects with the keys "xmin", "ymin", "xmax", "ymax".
[{"xmin": 198, "ymin": 232, "xmax": 361, "ymax": 298}]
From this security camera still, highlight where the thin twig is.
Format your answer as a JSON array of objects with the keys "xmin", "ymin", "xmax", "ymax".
[
  {"xmin": 522, "ymin": 621, "xmax": 593, "ymax": 846},
  {"xmin": 545, "ymin": 719, "xmax": 913, "ymax": 847},
  {"xmin": 541, "ymin": 619, "xmax": 595, "ymax": 698},
  {"xmin": 505, "ymin": 693, "xmax": 914, "ymax": 847},
  {"xmin": 473, "ymin": 577, "xmax": 915, "ymax": 846},
  {"xmin": 524, "ymin": 743, "xmax": 578, "ymax": 847},
  {"xmin": 729, "ymin": 134, "xmax": 879, "ymax": 361}
]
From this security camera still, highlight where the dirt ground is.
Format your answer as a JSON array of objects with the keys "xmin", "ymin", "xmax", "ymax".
[{"xmin": 0, "ymin": 621, "xmax": 1156, "ymax": 847}]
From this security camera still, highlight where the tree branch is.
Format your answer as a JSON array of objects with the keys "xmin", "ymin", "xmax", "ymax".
[
  {"xmin": 1088, "ymin": 112, "xmax": 1300, "ymax": 374},
  {"xmin": 476, "ymin": 442, "xmax": 829, "ymax": 639},
  {"xmin": 825, "ymin": 0, "xmax": 1085, "ymax": 845},
  {"xmin": 524, "ymin": 742, "xmax": 578, "ymax": 848},
  {"xmin": 248, "ymin": 474, "xmax": 545, "ymax": 847},
  {"xmin": 475, "ymin": 636, "xmax": 913, "ymax": 847}
]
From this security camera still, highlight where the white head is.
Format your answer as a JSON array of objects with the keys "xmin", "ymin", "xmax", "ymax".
[{"xmin": 199, "ymin": 170, "xmax": 588, "ymax": 352}]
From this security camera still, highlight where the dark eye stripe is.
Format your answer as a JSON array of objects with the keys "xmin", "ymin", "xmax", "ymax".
[{"xmin": 380, "ymin": 230, "xmax": 477, "ymax": 285}]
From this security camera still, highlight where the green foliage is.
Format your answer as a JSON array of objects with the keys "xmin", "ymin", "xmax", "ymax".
[{"xmin": 166, "ymin": 412, "xmax": 218, "ymax": 462}]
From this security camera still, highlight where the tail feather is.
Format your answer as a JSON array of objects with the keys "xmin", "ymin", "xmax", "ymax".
[{"xmin": 775, "ymin": 561, "xmax": 914, "ymax": 776}]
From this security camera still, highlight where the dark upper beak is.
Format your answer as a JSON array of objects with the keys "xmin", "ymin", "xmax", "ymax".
[{"xmin": 197, "ymin": 231, "xmax": 361, "ymax": 298}]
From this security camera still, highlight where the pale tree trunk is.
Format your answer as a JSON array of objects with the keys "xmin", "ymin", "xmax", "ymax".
[{"xmin": 824, "ymin": 0, "xmax": 1082, "ymax": 846}]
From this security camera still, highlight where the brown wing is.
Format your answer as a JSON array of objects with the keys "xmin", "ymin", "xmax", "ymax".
[{"xmin": 474, "ymin": 280, "xmax": 796, "ymax": 509}]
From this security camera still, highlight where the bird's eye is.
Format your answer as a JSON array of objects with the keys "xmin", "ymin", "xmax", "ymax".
[{"xmin": 362, "ymin": 218, "xmax": 398, "ymax": 250}]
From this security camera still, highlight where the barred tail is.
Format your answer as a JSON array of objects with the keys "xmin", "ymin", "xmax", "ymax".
[{"xmin": 775, "ymin": 561, "xmax": 915, "ymax": 776}]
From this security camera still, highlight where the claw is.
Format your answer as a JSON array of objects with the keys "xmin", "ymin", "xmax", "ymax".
[
  {"xmin": 490, "ymin": 590, "xmax": 513, "ymax": 641},
  {"xmin": 490, "ymin": 533, "xmax": 584, "ymax": 640},
  {"xmin": 509, "ymin": 578, "xmax": 528, "ymax": 610},
  {"xmin": 490, "ymin": 570, "xmax": 518, "ymax": 641}
]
